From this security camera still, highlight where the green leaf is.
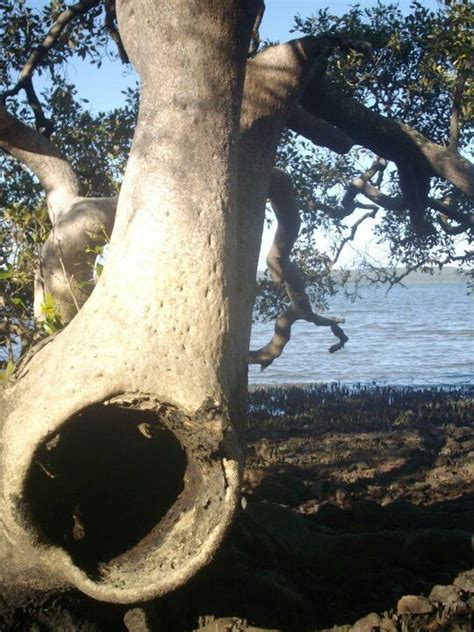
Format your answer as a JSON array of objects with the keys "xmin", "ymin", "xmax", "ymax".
[
  {"xmin": 11, "ymin": 296, "xmax": 27, "ymax": 309},
  {"xmin": 0, "ymin": 267, "xmax": 13, "ymax": 280}
]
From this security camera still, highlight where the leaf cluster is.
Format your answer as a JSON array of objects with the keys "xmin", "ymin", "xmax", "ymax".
[{"xmin": 255, "ymin": 1, "xmax": 473, "ymax": 319}]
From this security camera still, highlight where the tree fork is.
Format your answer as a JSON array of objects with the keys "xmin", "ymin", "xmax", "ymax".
[{"xmin": 0, "ymin": 0, "xmax": 254, "ymax": 604}]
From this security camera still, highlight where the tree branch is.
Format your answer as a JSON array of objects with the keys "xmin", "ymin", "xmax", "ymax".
[
  {"xmin": 427, "ymin": 197, "xmax": 474, "ymax": 233},
  {"xmin": 331, "ymin": 208, "xmax": 379, "ymax": 266},
  {"xmin": 287, "ymin": 107, "xmax": 352, "ymax": 154},
  {"xmin": 249, "ymin": 0, "xmax": 265, "ymax": 55},
  {"xmin": 3, "ymin": 0, "xmax": 101, "ymax": 99},
  {"xmin": 346, "ymin": 178, "xmax": 473, "ymax": 235},
  {"xmin": 341, "ymin": 157, "xmax": 387, "ymax": 214},
  {"xmin": 104, "ymin": 0, "xmax": 129, "ymax": 64},
  {"xmin": 449, "ymin": 69, "xmax": 467, "ymax": 152},
  {"xmin": 301, "ymin": 79, "xmax": 474, "ymax": 199},
  {"xmin": 249, "ymin": 169, "xmax": 348, "ymax": 369},
  {"xmin": 399, "ymin": 121, "xmax": 474, "ymax": 197},
  {"xmin": 0, "ymin": 103, "xmax": 80, "ymax": 223},
  {"xmin": 23, "ymin": 78, "xmax": 53, "ymax": 136},
  {"xmin": 309, "ymin": 158, "xmax": 386, "ymax": 221},
  {"xmin": 437, "ymin": 215, "xmax": 469, "ymax": 235}
]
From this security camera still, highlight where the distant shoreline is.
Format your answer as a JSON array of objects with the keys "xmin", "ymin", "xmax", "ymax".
[{"xmin": 257, "ymin": 265, "xmax": 466, "ymax": 286}]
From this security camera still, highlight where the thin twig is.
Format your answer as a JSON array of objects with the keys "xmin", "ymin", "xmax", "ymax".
[{"xmin": 331, "ymin": 208, "xmax": 379, "ymax": 266}]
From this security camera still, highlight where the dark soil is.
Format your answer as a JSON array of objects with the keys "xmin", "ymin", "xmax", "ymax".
[{"xmin": 1, "ymin": 385, "xmax": 473, "ymax": 631}]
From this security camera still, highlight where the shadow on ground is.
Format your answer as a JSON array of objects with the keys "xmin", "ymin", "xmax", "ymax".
[{"xmin": 1, "ymin": 385, "xmax": 473, "ymax": 631}]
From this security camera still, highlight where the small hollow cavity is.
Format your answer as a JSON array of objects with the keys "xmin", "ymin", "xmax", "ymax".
[{"xmin": 23, "ymin": 404, "xmax": 187, "ymax": 575}]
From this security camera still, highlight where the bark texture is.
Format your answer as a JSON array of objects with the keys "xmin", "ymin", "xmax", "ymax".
[
  {"xmin": 0, "ymin": 102, "xmax": 116, "ymax": 322},
  {"xmin": 0, "ymin": 0, "xmax": 253, "ymax": 604},
  {"xmin": 2, "ymin": 0, "xmax": 471, "ymax": 610}
]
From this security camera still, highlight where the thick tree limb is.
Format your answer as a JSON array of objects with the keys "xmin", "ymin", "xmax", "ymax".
[
  {"xmin": 37, "ymin": 196, "xmax": 117, "ymax": 323},
  {"xmin": 0, "ymin": 103, "xmax": 80, "ymax": 222},
  {"xmin": 236, "ymin": 35, "xmax": 355, "ymax": 355},
  {"xmin": 398, "ymin": 121, "xmax": 474, "ymax": 197},
  {"xmin": 301, "ymin": 79, "xmax": 474, "ymax": 199},
  {"xmin": 287, "ymin": 107, "xmax": 352, "ymax": 154},
  {"xmin": 0, "ymin": 104, "xmax": 116, "ymax": 324},
  {"xmin": 249, "ymin": 0, "xmax": 265, "ymax": 55},
  {"xmin": 249, "ymin": 169, "xmax": 348, "ymax": 369},
  {"xmin": 347, "ymin": 178, "xmax": 473, "ymax": 234}
]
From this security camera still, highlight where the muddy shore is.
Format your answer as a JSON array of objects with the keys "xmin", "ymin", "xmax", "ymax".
[{"xmin": 1, "ymin": 385, "xmax": 473, "ymax": 631}]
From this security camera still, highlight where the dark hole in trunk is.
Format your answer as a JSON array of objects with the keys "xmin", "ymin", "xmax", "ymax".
[{"xmin": 23, "ymin": 404, "xmax": 187, "ymax": 575}]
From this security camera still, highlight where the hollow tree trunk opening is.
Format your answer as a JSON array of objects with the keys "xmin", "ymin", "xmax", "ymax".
[
  {"xmin": 23, "ymin": 404, "xmax": 187, "ymax": 575},
  {"xmin": 3, "ymin": 395, "xmax": 241, "ymax": 603},
  {"xmin": 0, "ymin": 0, "xmax": 256, "ymax": 604}
]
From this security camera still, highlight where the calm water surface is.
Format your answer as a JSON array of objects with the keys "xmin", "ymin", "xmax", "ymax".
[{"xmin": 248, "ymin": 282, "xmax": 473, "ymax": 387}]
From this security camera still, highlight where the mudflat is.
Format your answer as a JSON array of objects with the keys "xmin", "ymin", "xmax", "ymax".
[{"xmin": 1, "ymin": 385, "xmax": 472, "ymax": 631}]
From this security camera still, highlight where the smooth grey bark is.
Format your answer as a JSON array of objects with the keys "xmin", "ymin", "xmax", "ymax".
[
  {"xmin": 36, "ymin": 196, "xmax": 117, "ymax": 323},
  {"xmin": 0, "ymin": 18, "xmax": 348, "ymax": 606},
  {"xmin": 0, "ymin": 103, "xmax": 80, "ymax": 222},
  {"xmin": 0, "ymin": 102, "xmax": 116, "ymax": 323},
  {"xmin": 0, "ymin": 0, "xmax": 253, "ymax": 604}
]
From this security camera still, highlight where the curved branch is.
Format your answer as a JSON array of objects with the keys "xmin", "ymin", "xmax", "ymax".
[
  {"xmin": 37, "ymin": 196, "xmax": 117, "ymax": 323},
  {"xmin": 428, "ymin": 198, "xmax": 474, "ymax": 226},
  {"xmin": 302, "ymin": 79, "xmax": 474, "ymax": 199},
  {"xmin": 399, "ymin": 122, "xmax": 474, "ymax": 197},
  {"xmin": 438, "ymin": 215, "xmax": 469, "ymax": 235},
  {"xmin": 23, "ymin": 78, "xmax": 53, "ymax": 136},
  {"xmin": 249, "ymin": 169, "xmax": 348, "ymax": 369},
  {"xmin": 0, "ymin": 103, "xmax": 80, "ymax": 222},
  {"xmin": 309, "ymin": 158, "xmax": 386, "ymax": 220},
  {"xmin": 345, "ymin": 178, "xmax": 473, "ymax": 235},
  {"xmin": 0, "ymin": 106, "xmax": 117, "ymax": 324},
  {"xmin": 249, "ymin": 0, "xmax": 265, "ymax": 55},
  {"xmin": 3, "ymin": 0, "xmax": 101, "ymax": 99},
  {"xmin": 235, "ymin": 35, "xmax": 351, "ymax": 344},
  {"xmin": 341, "ymin": 157, "xmax": 386, "ymax": 214}
]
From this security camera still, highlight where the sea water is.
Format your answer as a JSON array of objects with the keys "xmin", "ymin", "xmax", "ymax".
[{"xmin": 249, "ymin": 281, "xmax": 474, "ymax": 387}]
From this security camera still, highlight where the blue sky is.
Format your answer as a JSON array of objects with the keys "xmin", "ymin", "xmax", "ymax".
[
  {"xmin": 31, "ymin": 0, "xmax": 441, "ymax": 113},
  {"xmin": 261, "ymin": 0, "xmax": 440, "ymax": 41}
]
